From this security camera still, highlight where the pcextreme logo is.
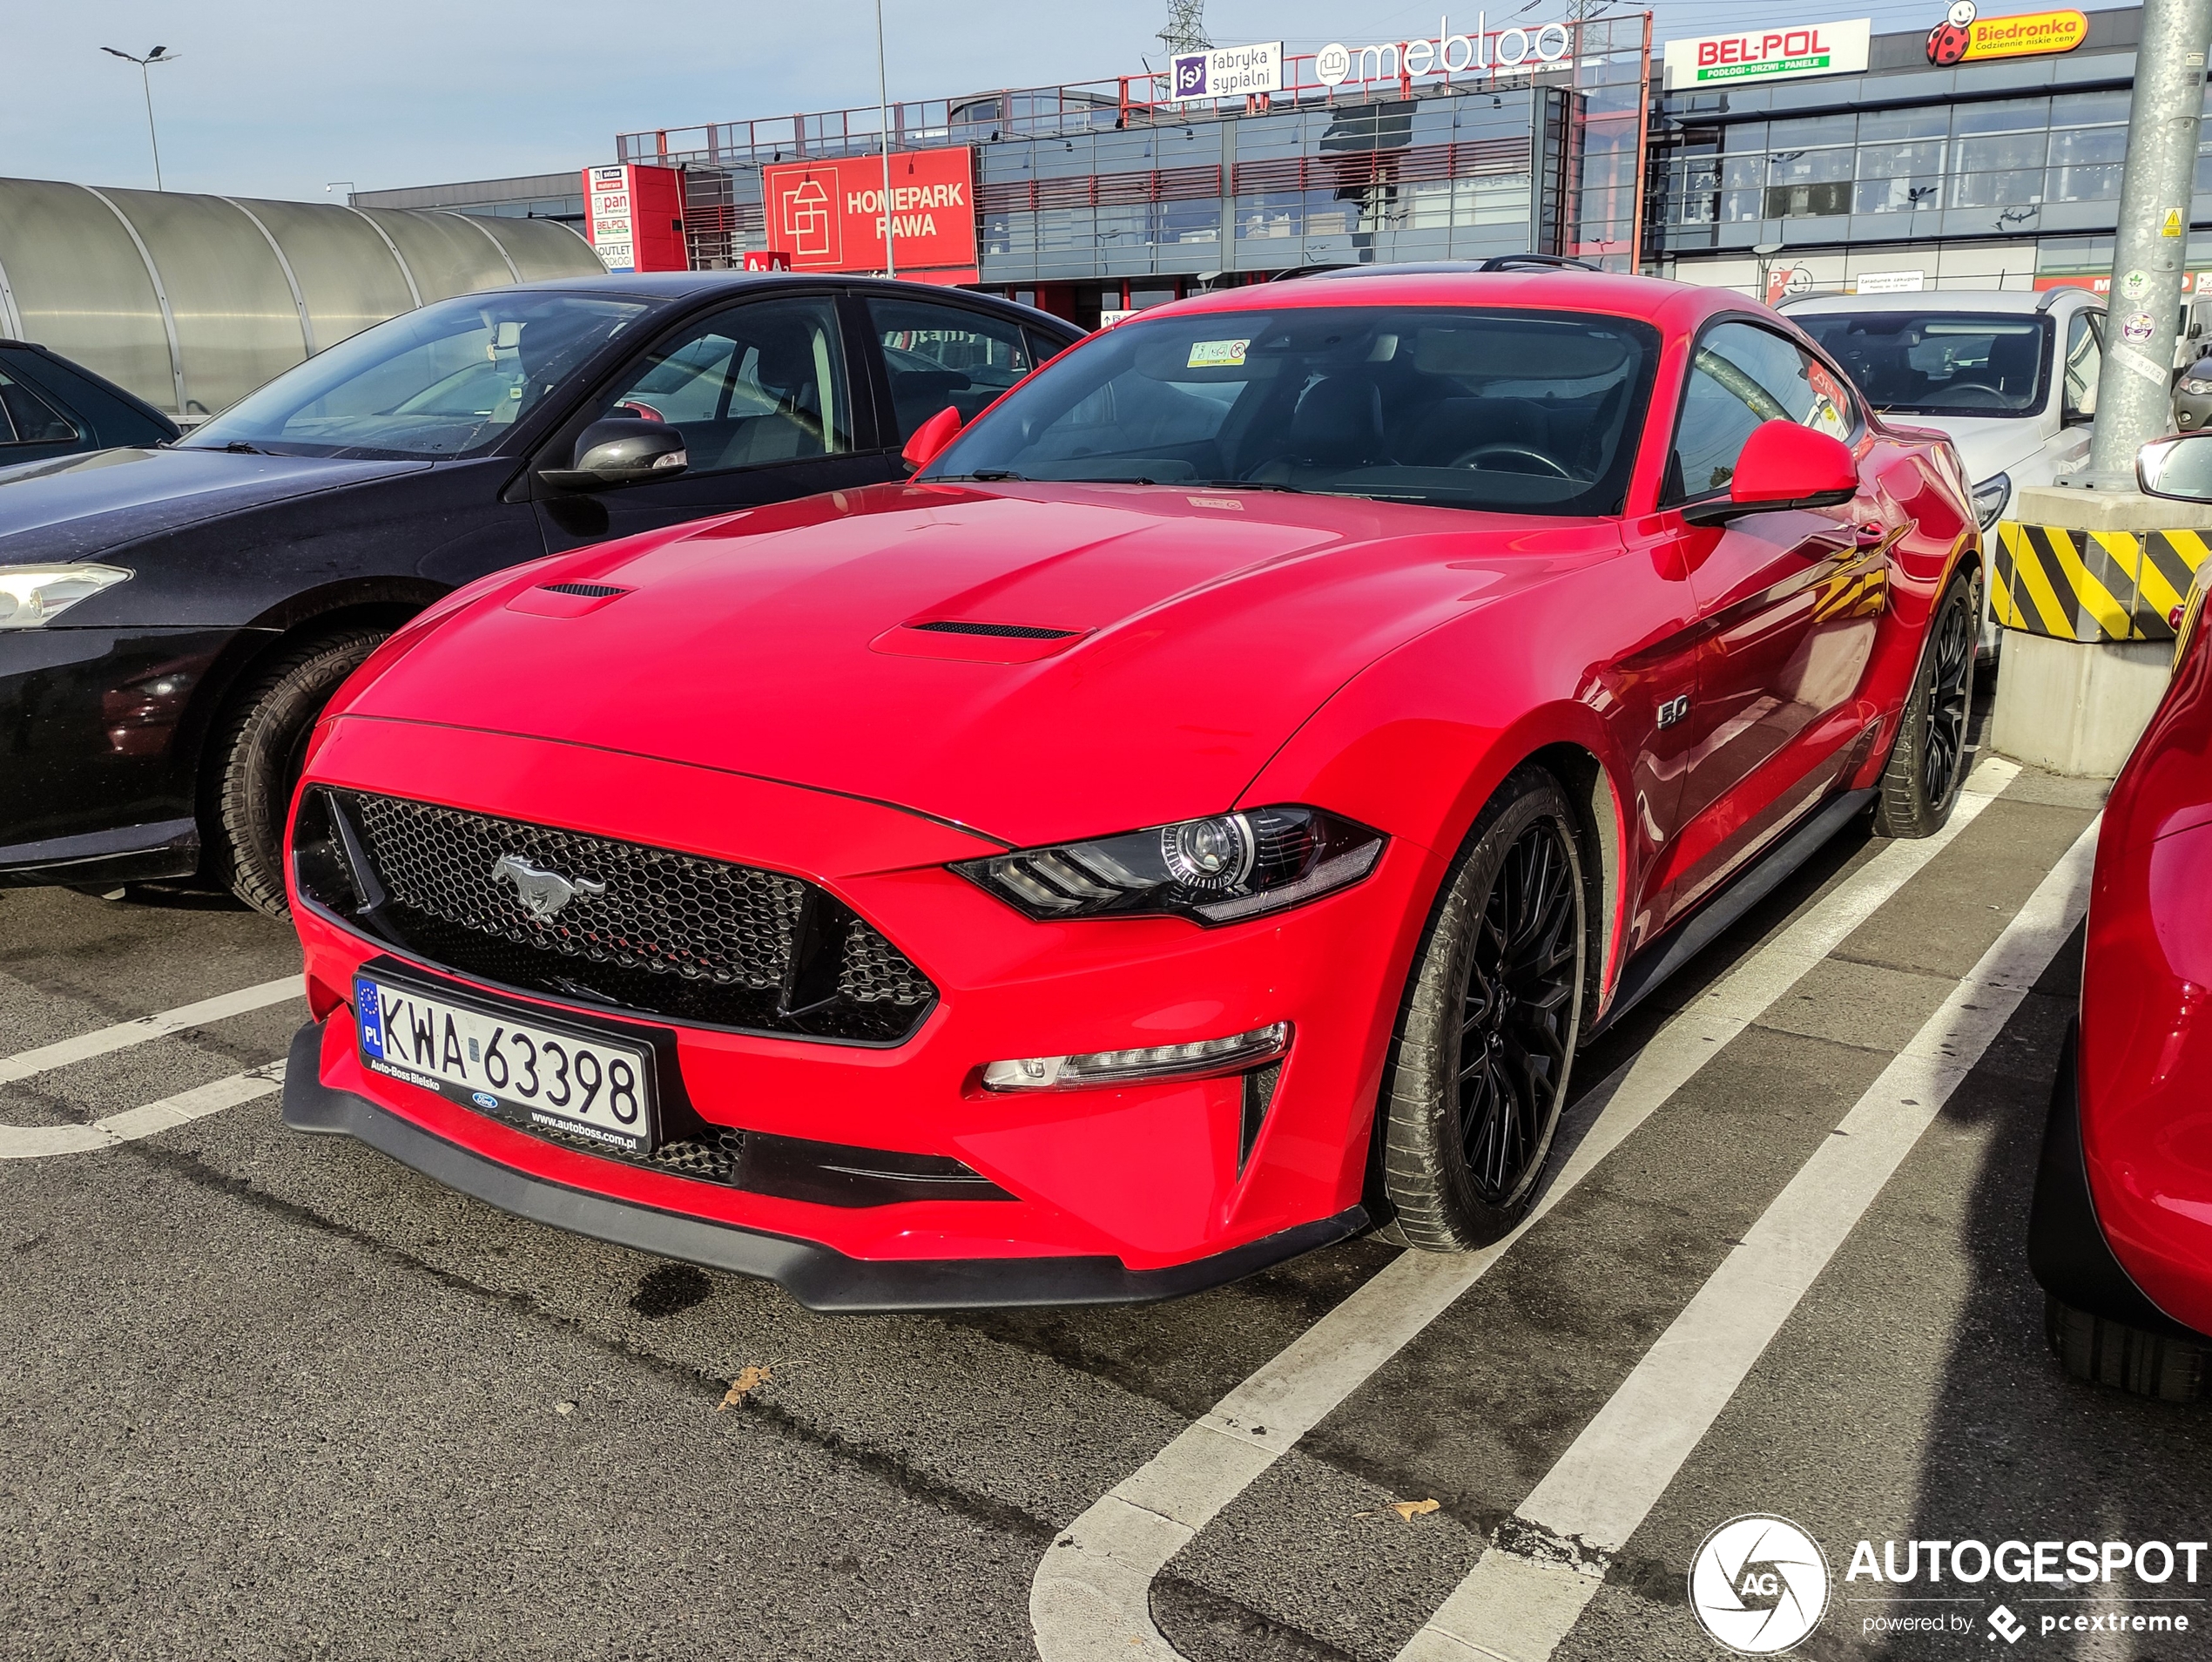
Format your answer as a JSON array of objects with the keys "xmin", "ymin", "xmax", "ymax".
[{"xmin": 1690, "ymin": 1516, "xmax": 1831, "ymax": 1654}]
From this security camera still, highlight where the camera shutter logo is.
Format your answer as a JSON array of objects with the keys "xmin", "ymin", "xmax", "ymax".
[{"xmin": 1689, "ymin": 1515, "xmax": 1831, "ymax": 1653}]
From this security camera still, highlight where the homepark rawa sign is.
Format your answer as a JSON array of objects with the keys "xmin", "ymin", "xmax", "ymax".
[
  {"xmin": 1314, "ymin": 15, "xmax": 1576, "ymax": 87},
  {"xmin": 1661, "ymin": 18, "xmax": 1874, "ymax": 90}
]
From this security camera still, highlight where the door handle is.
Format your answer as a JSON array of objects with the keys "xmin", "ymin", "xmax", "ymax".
[{"xmin": 1853, "ymin": 523, "xmax": 1892, "ymax": 551}]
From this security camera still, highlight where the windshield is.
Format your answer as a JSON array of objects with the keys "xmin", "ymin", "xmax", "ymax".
[
  {"xmin": 1793, "ymin": 312, "xmax": 2050, "ymax": 417},
  {"xmin": 184, "ymin": 293, "xmax": 651, "ymax": 460},
  {"xmin": 921, "ymin": 305, "xmax": 1661, "ymax": 517}
]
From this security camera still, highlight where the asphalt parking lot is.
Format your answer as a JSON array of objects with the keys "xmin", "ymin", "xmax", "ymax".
[{"xmin": 5, "ymin": 715, "xmax": 2209, "ymax": 1662}]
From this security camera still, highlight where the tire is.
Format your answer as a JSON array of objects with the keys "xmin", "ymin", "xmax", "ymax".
[
  {"xmin": 2046, "ymin": 1297, "xmax": 2210, "ymax": 1402},
  {"xmin": 1872, "ymin": 564, "xmax": 1979, "ymax": 839},
  {"xmin": 206, "ymin": 628, "xmax": 387, "ymax": 918},
  {"xmin": 1377, "ymin": 766, "xmax": 1587, "ymax": 1251}
]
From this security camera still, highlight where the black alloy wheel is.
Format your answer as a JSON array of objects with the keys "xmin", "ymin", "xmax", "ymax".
[
  {"xmin": 1921, "ymin": 582, "xmax": 1975, "ymax": 808},
  {"xmin": 1377, "ymin": 766, "xmax": 1587, "ymax": 1251},
  {"xmin": 1458, "ymin": 820, "xmax": 1581, "ymax": 1206},
  {"xmin": 1873, "ymin": 566, "xmax": 1979, "ymax": 839}
]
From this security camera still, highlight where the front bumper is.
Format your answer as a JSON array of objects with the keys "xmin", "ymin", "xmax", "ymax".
[
  {"xmin": 284, "ymin": 1024, "xmax": 1365, "ymax": 1311},
  {"xmin": 289, "ymin": 715, "xmax": 1434, "ymax": 1298},
  {"xmin": 0, "ymin": 625, "xmax": 242, "ymax": 884}
]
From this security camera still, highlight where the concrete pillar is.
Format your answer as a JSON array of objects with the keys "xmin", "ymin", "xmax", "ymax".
[{"xmin": 1989, "ymin": 483, "xmax": 2212, "ymax": 775}]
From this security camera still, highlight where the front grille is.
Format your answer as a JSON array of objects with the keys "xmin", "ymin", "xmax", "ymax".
[
  {"xmin": 295, "ymin": 788, "xmax": 935, "ymax": 1044},
  {"xmin": 475, "ymin": 1097, "xmax": 1008, "ymax": 1206}
]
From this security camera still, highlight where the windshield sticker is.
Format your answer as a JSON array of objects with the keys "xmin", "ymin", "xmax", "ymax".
[{"xmin": 1188, "ymin": 338, "xmax": 1251, "ymax": 368}]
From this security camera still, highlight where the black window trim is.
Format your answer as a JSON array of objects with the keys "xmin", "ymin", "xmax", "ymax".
[
  {"xmin": 1660, "ymin": 311, "xmax": 1868, "ymax": 511},
  {"xmin": 0, "ymin": 360, "xmax": 84, "ymax": 449},
  {"xmin": 853, "ymin": 287, "xmax": 1064, "ymax": 454}
]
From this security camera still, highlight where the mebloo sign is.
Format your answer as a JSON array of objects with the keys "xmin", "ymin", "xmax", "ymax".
[
  {"xmin": 1313, "ymin": 15, "xmax": 1574, "ymax": 87},
  {"xmin": 1661, "ymin": 18, "xmax": 1873, "ymax": 90},
  {"xmin": 760, "ymin": 148, "xmax": 978, "ymax": 284}
]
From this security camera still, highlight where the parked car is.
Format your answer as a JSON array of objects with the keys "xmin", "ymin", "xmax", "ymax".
[
  {"xmin": 2174, "ymin": 346, "xmax": 2212, "ymax": 432},
  {"xmin": 0, "ymin": 274, "xmax": 1080, "ymax": 912},
  {"xmin": 279, "ymin": 267, "xmax": 1984, "ymax": 1309},
  {"xmin": 0, "ymin": 338, "xmax": 179, "ymax": 465},
  {"xmin": 2029, "ymin": 430, "xmax": 2212, "ymax": 1401},
  {"xmin": 1781, "ymin": 287, "xmax": 2104, "ymax": 659}
]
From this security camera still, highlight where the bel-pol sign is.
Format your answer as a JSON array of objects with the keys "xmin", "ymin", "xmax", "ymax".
[
  {"xmin": 1172, "ymin": 42, "xmax": 1284, "ymax": 99},
  {"xmin": 1661, "ymin": 18, "xmax": 1872, "ymax": 89}
]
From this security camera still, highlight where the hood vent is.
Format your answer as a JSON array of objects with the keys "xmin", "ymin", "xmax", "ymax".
[
  {"xmin": 909, "ymin": 619, "xmax": 1076, "ymax": 640},
  {"xmin": 541, "ymin": 581, "xmax": 629, "ymax": 598}
]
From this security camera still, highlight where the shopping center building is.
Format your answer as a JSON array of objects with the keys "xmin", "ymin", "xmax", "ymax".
[{"xmin": 354, "ymin": 3, "xmax": 2212, "ymax": 320}]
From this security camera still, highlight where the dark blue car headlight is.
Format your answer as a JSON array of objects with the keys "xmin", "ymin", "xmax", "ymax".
[{"xmin": 954, "ymin": 805, "xmax": 1385, "ymax": 924}]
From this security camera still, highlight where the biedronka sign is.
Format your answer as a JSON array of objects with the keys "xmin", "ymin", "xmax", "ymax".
[{"xmin": 1662, "ymin": 18, "xmax": 1873, "ymax": 90}]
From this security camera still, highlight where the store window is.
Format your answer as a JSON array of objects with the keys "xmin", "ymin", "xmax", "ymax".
[
  {"xmin": 1856, "ymin": 142, "xmax": 1946, "ymax": 214},
  {"xmin": 868, "ymin": 294, "xmax": 1034, "ymax": 441},
  {"xmin": 1668, "ymin": 321, "xmax": 1858, "ymax": 503},
  {"xmin": 593, "ymin": 296, "xmax": 850, "ymax": 474}
]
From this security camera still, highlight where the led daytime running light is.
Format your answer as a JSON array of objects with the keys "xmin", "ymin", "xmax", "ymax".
[{"xmin": 981, "ymin": 1022, "xmax": 1291, "ymax": 1091}]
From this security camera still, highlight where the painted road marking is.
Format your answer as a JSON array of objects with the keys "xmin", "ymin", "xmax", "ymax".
[
  {"xmin": 0, "ymin": 976, "xmax": 303, "ymax": 1085},
  {"xmin": 1397, "ymin": 816, "xmax": 2098, "ymax": 1662},
  {"xmin": 0, "ymin": 1062, "xmax": 287, "ymax": 1160},
  {"xmin": 1028, "ymin": 756, "xmax": 2021, "ymax": 1662}
]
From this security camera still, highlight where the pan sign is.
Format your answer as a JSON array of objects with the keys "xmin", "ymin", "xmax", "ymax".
[
  {"xmin": 579, "ymin": 164, "xmax": 687, "ymax": 274},
  {"xmin": 760, "ymin": 148, "xmax": 979, "ymax": 285},
  {"xmin": 1925, "ymin": 1, "xmax": 2087, "ymax": 64},
  {"xmin": 1661, "ymin": 18, "xmax": 1872, "ymax": 88},
  {"xmin": 1172, "ymin": 42, "xmax": 1284, "ymax": 99}
]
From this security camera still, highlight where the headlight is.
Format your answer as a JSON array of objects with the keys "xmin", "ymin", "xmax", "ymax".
[
  {"xmin": 0, "ymin": 564, "xmax": 131, "ymax": 628},
  {"xmin": 954, "ymin": 805, "xmax": 1385, "ymax": 924},
  {"xmin": 1970, "ymin": 473, "xmax": 2010, "ymax": 531},
  {"xmin": 2187, "ymin": 379, "xmax": 2212, "ymax": 395}
]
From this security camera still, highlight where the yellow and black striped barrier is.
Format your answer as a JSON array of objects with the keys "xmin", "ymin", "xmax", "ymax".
[{"xmin": 1991, "ymin": 522, "xmax": 2209, "ymax": 643}]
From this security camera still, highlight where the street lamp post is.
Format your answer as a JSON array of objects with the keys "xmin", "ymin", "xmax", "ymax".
[
  {"xmin": 875, "ymin": 0, "xmax": 896, "ymax": 279},
  {"xmin": 100, "ymin": 46, "xmax": 179, "ymax": 193}
]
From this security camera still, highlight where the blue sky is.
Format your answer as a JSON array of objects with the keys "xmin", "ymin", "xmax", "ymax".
[{"xmin": 3, "ymin": 0, "xmax": 2134, "ymax": 202}]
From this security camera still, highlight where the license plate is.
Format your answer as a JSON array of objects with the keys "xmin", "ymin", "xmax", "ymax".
[{"xmin": 354, "ymin": 973, "xmax": 658, "ymax": 1154}]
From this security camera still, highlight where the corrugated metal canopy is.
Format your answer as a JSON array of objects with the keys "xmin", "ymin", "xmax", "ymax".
[{"xmin": 0, "ymin": 177, "xmax": 606, "ymax": 420}]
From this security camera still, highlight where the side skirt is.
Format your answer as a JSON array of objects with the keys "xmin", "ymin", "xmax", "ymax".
[{"xmin": 1587, "ymin": 787, "xmax": 1874, "ymax": 1040}]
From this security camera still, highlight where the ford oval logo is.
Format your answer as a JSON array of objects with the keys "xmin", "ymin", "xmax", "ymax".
[{"xmin": 471, "ymin": 1091, "xmax": 499, "ymax": 1110}]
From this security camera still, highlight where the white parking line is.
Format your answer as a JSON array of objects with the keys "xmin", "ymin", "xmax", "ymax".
[
  {"xmin": 1397, "ymin": 815, "xmax": 2097, "ymax": 1662},
  {"xmin": 0, "ymin": 1062, "xmax": 287, "ymax": 1160},
  {"xmin": 1028, "ymin": 757, "xmax": 2020, "ymax": 1662},
  {"xmin": 0, "ymin": 976, "xmax": 303, "ymax": 1085}
]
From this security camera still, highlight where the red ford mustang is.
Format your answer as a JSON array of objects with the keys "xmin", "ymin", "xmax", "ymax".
[
  {"xmin": 280, "ymin": 265, "xmax": 1981, "ymax": 1310},
  {"xmin": 2030, "ymin": 432, "xmax": 2212, "ymax": 1399}
]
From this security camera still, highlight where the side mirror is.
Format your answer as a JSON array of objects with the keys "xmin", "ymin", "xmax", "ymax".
[
  {"xmin": 540, "ymin": 417, "xmax": 687, "ymax": 492},
  {"xmin": 2138, "ymin": 433, "xmax": 2212, "ymax": 502},
  {"xmin": 1682, "ymin": 420, "xmax": 1858, "ymax": 526},
  {"xmin": 902, "ymin": 405, "xmax": 965, "ymax": 474}
]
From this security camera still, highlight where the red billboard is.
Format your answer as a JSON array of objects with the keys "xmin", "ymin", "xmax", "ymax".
[
  {"xmin": 580, "ymin": 164, "xmax": 688, "ymax": 274},
  {"xmin": 761, "ymin": 149, "xmax": 978, "ymax": 285}
]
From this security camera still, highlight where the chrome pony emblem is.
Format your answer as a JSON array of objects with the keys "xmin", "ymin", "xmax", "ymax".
[{"xmin": 491, "ymin": 853, "xmax": 606, "ymax": 920}]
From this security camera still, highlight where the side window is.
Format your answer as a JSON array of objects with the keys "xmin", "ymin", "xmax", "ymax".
[
  {"xmin": 1668, "ymin": 321, "xmax": 1856, "ymax": 502},
  {"xmin": 0, "ymin": 369, "xmax": 80, "ymax": 446},
  {"xmin": 593, "ymin": 297, "xmax": 850, "ymax": 476},
  {"xmin": 2064, "ymin": 311, "xmax": 2102, "ymax": 419},
  {"xmin": 867, "ymin": 297, "xmax": 1033, "ymax": 442}
]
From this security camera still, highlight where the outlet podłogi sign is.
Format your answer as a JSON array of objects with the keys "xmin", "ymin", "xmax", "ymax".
[{"xmin": 761, "ymin": 149, "xmax": 979, "ymax": 286}]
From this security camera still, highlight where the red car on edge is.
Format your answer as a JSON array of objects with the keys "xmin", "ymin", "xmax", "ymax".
[
  {"xmin": 2030, "ymin": 432, "xmax": 2212, "ymax": 1400},
  {"xmin": 280, "ymin": 263, "xmax": 1982, "ymax": 1310}
]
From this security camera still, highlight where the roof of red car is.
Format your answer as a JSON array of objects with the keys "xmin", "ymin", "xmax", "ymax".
[{"xmin": 1144, "ymin": 267, "xmax": 1745, "ymax": 331}]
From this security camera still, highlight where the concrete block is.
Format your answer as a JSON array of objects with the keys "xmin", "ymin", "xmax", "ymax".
[
  {"xmin": 1991, "ymin": 632, "xmax": 2169, "ymax": 776},
  {"xmin": 1991, "ymin": 487, "xmax": 2196, "ymax": 777}
]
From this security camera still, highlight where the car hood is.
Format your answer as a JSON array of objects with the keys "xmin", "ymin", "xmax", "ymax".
[
  {"xmin": 1888, "ymin": 414, "xmax": 2050, "ymax": 484},
  {"xmin": 342, "ymin": 481, "xmax": 1606, "ymax": 848},
  {"xmin": 0, "ymin": 445, "xmax": 432, "ymax": 562}
]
